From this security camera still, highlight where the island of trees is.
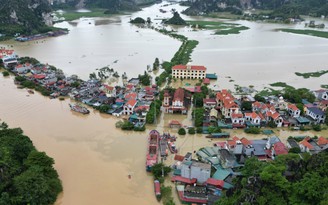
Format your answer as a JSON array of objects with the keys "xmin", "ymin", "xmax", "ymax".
[{"xmin": 0, "ymin": 122, "xmax": 62, "ymax": 204}]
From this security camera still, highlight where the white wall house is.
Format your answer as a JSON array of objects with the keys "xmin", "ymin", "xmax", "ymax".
[
  {"xmin": 287, "ymin": 104, "xmax": 301, "ymax": 118},
  {"xmin": 180, "ymin": 161, "xmax": 211, "ymax": 184},
  {"xmin": 123, "ymin": 99, "xmax": 137, "ymax": 115},
  {"xmin": 15, "ymin": 63, "xmax": 33, "ymax": 74},
  {"xmin": 306, "ymin": 107, "xmax": 326, "ymax": 124}
]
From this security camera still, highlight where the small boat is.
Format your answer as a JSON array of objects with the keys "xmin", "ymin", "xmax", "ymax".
[
  {"xmin": 27, "ymin": 89, "xmax": 34, "ymax": 94},
  {"xmin": 206, "ymin": 132, "xmax": 230, "ymax": 138},
  {"xmin": 168, "ymin": 141, "xmax": 177, "ymax": 154},
  {"xmin": 69, "ymin": 103, "xmax": 90, "ymax": 114},
  {"xmin": 154, "ymin": 180, "xmax": 161, "ymax": 201}
]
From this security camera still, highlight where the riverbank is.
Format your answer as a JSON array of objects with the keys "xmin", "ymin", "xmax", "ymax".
[{"xmin": 278, "ymin": 28, "xmax": 328, "ymax": 39}]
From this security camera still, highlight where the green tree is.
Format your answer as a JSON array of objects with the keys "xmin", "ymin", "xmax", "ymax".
[
  {"xmin": 241, "ymin": 101, "xmax": 252, "ymax": 111},
  {"xmin": 244, "ymin": 127, "xmax": 261, "ymax": 134},
  {"xmin": 188, "ymin": 127, "xmax": 195, "ymax": 134},
  {"xmin": 254, "ymin": 94, "xmax": 266, "ymax": 102},
  {"xmin": 121, "ymin": 121, "xmax": 134, "ymax": 130},
  {"xmin": 193, "ymin": 93, "xmax": 205, "ymax": 107},
  {"xmin": 196, "ymin": 127, "xmax": 203, "ymax": 134},
  {"xmin": 138, "ymin": 71, "xmax": 151, "ymax": 86},
  {"xmin": 153, "ymin": 58, "xmax": 160, "ymax": 70},
  {"xmin": 151, "ymin": 163, "xmax": 171, "ymax": 180},
  {"xmin": 178, "ymin": 128, "xmax": 186, "ymax": 135},
  {"xmin": 2, "ymin": 71, "xmax": 9, "ymax": 77}
]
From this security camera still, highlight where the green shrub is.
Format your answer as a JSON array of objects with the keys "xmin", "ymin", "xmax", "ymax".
[
  {"xmin": 2, "ymin": 71, "xmax": 9, "ymax": 76},
  {"xmin": 134, "ymin": 126, "xmax": 146, "ymax": 131},
  {"xmin": 188, "ymin": 127, "xmax": 195, "ymax": 134},
  {"xmin": 244, "ymin": 127, "xmax": 261, "ymax": 134},
  {"xmin": 178, "ymin": 128, "xmax": 186, "ymax": 135},
  {"xmin": 121, "ymin": 121, "xmax": 134, "ymax": 130}
]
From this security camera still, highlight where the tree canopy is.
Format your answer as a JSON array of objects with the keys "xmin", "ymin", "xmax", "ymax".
[
  {"xmin": 0, "ymin": 126, "xmax": 62, "ymax": 204},
  {"xmin": 217, "ymin": 151, "xmax": 328, "ymax": 205}
]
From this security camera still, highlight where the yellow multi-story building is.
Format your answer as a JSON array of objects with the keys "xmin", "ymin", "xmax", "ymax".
[{"xmin": 172, "ymin": 64, "xmax": 206, "ymax": 79}]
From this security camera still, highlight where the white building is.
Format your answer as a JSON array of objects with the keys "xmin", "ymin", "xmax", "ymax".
[
  {"xmin": 180, "ymin": 160, "xmax": 211, "ymax": 184},
  {"xmin": 123, "ymin": 99, "xmax": 137, "ymax": 115},
  {"xmin": 14, "ymin": 63, "xmax": 33, "ymax": 74},
  {"xmin": 287, "ymin": 103, "xmax": 301, "ymax": 118},
  {"xmin": 172, "ymin": 64, "xmax": 206, "ymax": 79}
]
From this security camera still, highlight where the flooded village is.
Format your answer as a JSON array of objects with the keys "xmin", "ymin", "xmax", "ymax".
[
  {"xmin": 1, "ymin": 44, "xmax": 328, "ymax": 204},
  {"xmin": 1, "ymin": 1, "xmax": 328, "ymax": 205}
]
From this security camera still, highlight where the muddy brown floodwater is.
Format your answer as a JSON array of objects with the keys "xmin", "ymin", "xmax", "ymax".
[{"xmin": 1, "ymin": 73, "xmax": 327, "ymax": 205}]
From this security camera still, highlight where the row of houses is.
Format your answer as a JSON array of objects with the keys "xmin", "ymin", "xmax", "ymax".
[
  {"xmin": 205, "ymin": 89, "xmax": 327, "ymax": 128},
  {"xmin": 2, "ymin": 52, "xmax": 159, "ymax": 127},
  {"xmin": 171, "ymin": 135, "xmax": 328, "ymax": 204}
]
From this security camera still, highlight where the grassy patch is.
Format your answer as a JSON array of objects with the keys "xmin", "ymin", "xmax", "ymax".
[
  {"xmin": 295, "ymin": 70, "xmax": 328, "ymax": 79},
  {"xmin": 257, "ymin": 87, "xmax": 281, "ymax": 96},
  {"xmin": 187, "ymin": 20, "xmax": 249, "ymax": 35},
  {"xmin": 279, "ymin": 28, "xmax": 328, "ymax": 39},
  {"xmin": 58, "ymin": 9, "xmax": 111, "ymax": 21},
  {"xmin": 270, "ymin": 82, "xmax": 294, "ymax": 88},
  {"xmin": 321, "ymin": 84, "xmax": 328, "ymax": 89},
  {"xmin": 206, "ymin": 12, "xmax": 241, "ymax": 19}
]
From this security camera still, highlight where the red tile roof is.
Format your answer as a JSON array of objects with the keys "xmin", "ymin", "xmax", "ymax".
[
  {"xmin": 300, "ymin": 139, "xmax": 314, "ymax": 150},
  {"xmin": 227, "ymin": 140, "xmax": 236, "ymax": 146},
  {"xmin": 103, "ymin": 84, "xmax": 114, "ymax": 91},
  {"xmin": 274, "ymin": 142, "xmax": 288, "ymax": 155},
  {"xmin": 231, "ymin": 113, "xmax": 243, "ymax": 118},
  {"xmin": 317, "ymin": 136, "xmax": 328, "ymax": 145},
  {"xmin": 174, "ymin": 154, "xmax": 185, "ymax": 162},
  {"xmin": 174, "ymin": 88, "xmax": 184, "ymax": 102},
  {"xmin": 171, "ymin": 176, "xmax": 197, "ymax": 184},
  {"xmin": 125, "ymin": 99, "xmax": 137, "ymax": 107},
  {"xmin": 203, "ymin": 78, "xmax": 210, "ymax": 84},
  {"xmin": 240, "ymin": 137, "xmax": 251, "ymax": 146},
  {"xmin": 232, "ymin": 136, "xmax": 240, "ymax": 141},
  {"xmin": 206, "ymin": 178, "xmax": 224, "ymax": 189},
  {"xmin": 125, "ymin": 92, "xmax": 137, "ymax": 100},
  {"xmin": 32, "ymin": 74, "xmax": 46, "ymax": 79},
  {"xmin": 172, "ymin": 64, "xmax": 206, "ymax": 71},
  {"xmin": 288, "ymin": 104, "xmax": 299, "ymax": 111},
  {"xmin": 203, "ymin": 98, "xmax": 216, "ymax": 104},
  {"xmin": 245, "ymin": 112, "xmax": 260, "ymax": 119}
]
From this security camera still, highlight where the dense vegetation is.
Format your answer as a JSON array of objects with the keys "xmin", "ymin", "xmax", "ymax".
[
  {"xmin": 294, "ymin": 70, "xmax": 328, "ymax": 78},
  {"xmin": 280, "ymin": 29, "xmax": 328, "ymax": 39},
  {"xmin": 258, "ymin": 84, "xmax": 315, "ymax": 104},
  {"xmin": 164, "ymin": 12, "xmax": 187, "ymax": 25},
  {"xmin": 183, "ymin": 0, "xmax": 328, "ymax": 19},
  {"xmin": 217, "ymin": 151, "xmax": 328, "ymax": 205},
  {"xmin": 0, "ymin": 0, "xmax": 53, "ymax": 37},
  {"xmin": 146, "ymin": 100, "xmax": 162, "ymax": 124},
  {"xmin": 84, "ymin": 0, "xmax": 140, "ymax": 13},
  {"xmin": 0, "ymin": 125, "xmax": 62, "ymax": 204}
]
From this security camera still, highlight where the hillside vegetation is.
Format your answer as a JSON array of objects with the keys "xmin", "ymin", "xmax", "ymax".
[
  {"xmin": 0, "ymin": 0, "xmax": 52, "ymax": 36},
  {"xmin": 0, "ymin": 125, "xmax": 62, "ymax": 204},
  {"xmin": 183, "ymin": 0, "xmax": 328, "ymax": 19},
  {"xmin": 217, "ymin": 151, "xmax": 328, "ymax": 205}
]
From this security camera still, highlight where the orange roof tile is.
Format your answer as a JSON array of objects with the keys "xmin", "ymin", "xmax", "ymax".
[
  {"xmin": 288, "ymin": 104, "xmax": 299, "ymax": 111},
  {"xmin": 240, "ymin": 137, "xmax": 251, "ymax": 146},
  {"xmin": 317, "ymin": 136, "xmax": 328, "ymax": 145},
  {"xmin": 300, "ymin": 139, "xmax": 314, "ymax": 149},
  {"xmin": 231, "ymin": 113, "xmax": 243, "ymax": 118},
  {"xmin": 125, "ymin": 99, "xmax": 137, "ymax": 107}
]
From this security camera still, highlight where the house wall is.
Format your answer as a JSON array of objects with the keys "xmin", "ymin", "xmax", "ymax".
[
  {"xmin": 172, "ymin": 69, "xmax": 206, "ymax": 79},
  {"xmin": 190, "ymin": 165, "xmax": 211, "ymax": 184}
]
